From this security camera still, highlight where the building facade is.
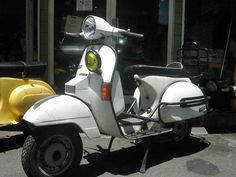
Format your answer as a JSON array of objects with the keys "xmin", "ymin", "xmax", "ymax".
[{"xmin": 0, "ymin": 0, "xmax": 234, "ymax": 88}]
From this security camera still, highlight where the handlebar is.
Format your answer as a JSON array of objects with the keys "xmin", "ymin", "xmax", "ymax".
[
  {"xmin": 65, "ymin": 32, "xmax": 81, "ymax": 37},
  {"xmin": 119, "ymin": 30, "xmax": 144, "ymax": 38}
]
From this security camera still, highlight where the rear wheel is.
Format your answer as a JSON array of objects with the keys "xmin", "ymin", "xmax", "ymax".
[
  {"xmin": 171, "ymin": 120, "xmax": 192, "ymax": 143},
  {"xmin": 21, "ymin": 127, "xmax": 83, "ymax": 177}
]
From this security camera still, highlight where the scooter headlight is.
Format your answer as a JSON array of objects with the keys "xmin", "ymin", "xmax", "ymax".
[
  {"xmin": 82, "ymin": 16, "xmax": 96, "ymax": 39},
  {"xmin": 85, "ymin": 50, "xmax": 101, "ymax": 72}
]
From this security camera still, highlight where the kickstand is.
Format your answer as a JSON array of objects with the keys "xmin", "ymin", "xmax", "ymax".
[
  {"xmin": 108, "ymin": 136, "xmax": 115, "ymax": 152},
  {"xmin": 140, "ymin": 138, "xmax": 151, "ymax": 173}
]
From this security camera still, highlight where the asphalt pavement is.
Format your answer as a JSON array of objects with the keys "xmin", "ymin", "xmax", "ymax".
[{"xmin": 0, "ymin": 128, "xmax": 236, "ymax": 177}]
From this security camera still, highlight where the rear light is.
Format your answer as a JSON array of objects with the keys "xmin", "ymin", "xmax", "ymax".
[{"xmin": 101, "ymin": 82, "xmax": 110, "ymax": 100}]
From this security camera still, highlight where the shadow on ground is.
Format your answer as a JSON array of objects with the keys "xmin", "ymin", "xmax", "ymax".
[
  {"xmin": 0, "ymin": 124, "xmax": 26, "ymax": 152},
  {"xmin": 0, "ymin": 133, "xmax": 26, "ymax": 152},
  {"xmin": 0, "ymin": 125, "xmax": 210, "ymax": 177},
  {"xmin": 75, "ymin": 136, "xmax": 210, "ymax": 177}
]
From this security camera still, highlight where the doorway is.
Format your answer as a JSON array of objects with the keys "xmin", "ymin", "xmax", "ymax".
[{"xmin": 116, "ymin": 0, "xmax": 169, "ymax": 67}]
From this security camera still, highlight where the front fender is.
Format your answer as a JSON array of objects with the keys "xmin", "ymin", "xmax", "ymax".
[{"xmin": 23, "ymin": 95, "xmax": 101, "ymax": 138}]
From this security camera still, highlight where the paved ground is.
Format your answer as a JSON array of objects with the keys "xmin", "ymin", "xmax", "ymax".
[{"xmin": 0, "ymin": 128, "xmax": 236, "ymax": 177}]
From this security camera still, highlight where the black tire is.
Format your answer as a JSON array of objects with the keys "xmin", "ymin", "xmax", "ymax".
[
  {"xmin": 171, "ymin": 120, "xmax": 192, "ymax": 143},
  {"xmin": 21, "ymin": 127, "xmax": 83, "ymax": 177}
]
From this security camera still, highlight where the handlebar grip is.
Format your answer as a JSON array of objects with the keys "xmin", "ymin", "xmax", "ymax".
[{"xmin": 119, "ymin": 30, "xmax": 144, "ymax": 38}]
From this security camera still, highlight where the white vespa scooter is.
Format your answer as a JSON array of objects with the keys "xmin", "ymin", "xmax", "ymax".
[{"xmin": 21, "ymin": 15, "xmax": 208, "ymax": 177}]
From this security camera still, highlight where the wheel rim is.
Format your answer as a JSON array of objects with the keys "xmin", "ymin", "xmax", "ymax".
[
  {"xmin": 172, "ymin": 121, "xmax": 189, "ymax": 142},
  {"xmin": 36, "ymin": 135, "xmax": 74, "ymax": 175}
]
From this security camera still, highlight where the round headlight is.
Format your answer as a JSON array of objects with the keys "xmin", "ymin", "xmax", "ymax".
[
  {"xmin": 85, "ymin": 51, "xmax": 101, "ymax": 72},
  {"xmin": 82, "ymin": 16, "xmax": 96, "ymax": 39}
]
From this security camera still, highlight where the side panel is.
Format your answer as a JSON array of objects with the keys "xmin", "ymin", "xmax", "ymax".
[
  {"xmin": 0, "ymin": 78, "xmax": 55, "ymax": 124},
  {"xmin": 160, "ymin": 82, "xmax": 207, "ymax": 123},
  {"xmin": 9, "ymin": 84, "xmax": 54, "ymax": 116},
  {"xmin": 23, "ymin": 95, "xmax": 101, "ymax": 139},
  {"xmin": 133, "ymin": 76, "xmax": 191, "ymax": 115}
]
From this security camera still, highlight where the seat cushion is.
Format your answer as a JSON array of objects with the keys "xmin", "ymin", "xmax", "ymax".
[{"xmin": 124, "ymin": 64, "xmax": 187, "ymax": 78}]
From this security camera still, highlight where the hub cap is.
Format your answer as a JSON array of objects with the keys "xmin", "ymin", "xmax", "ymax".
[
  {"xmin": 173, "ymin": 121, "xmax": 188, "ymax": 142},
  {"xmin": 37, "ymin": 135, "xmax": 74, "ymax": 175}
]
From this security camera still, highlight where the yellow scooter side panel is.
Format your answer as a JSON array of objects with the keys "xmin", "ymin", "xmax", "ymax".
[{"xmin": 0, "ymin": 77, "xmax": 55, "ymax": 124}]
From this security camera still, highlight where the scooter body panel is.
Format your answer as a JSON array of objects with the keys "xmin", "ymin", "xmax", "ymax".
[
  {"xmin": 160, "ymin": 81, "xmax": 207, "ymax": 123},
  {"xmin": 133, "ymin": 75, "xmax": 206, "ymax": 123},
  {"xmin": 65, "ymin": 45, "xmax": 124, "ymax": 137},
  {"xmin": 133, "ymin": 76, "xmax": 191, "ymax": 115},
  {"xmin": 23, "ymin": 95, "xmax": 101, "ymax": 139},
  {"xmin": 0, "ymin": 78, "xmax": 55, "ymax": 124}
]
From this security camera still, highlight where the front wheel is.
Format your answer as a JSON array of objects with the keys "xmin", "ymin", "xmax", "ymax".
[{"xmin": 21, "ymin": 127, "xmax": 83, "ymax": 177}]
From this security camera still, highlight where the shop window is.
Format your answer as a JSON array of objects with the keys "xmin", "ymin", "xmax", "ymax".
[
  {"xmin": 0, "ymin": 1, "xmax": 26, "ymax": 62},
  {"xmin": 116, "ymin": 0, "xmax": 168, "ymax": 68},
  {"xmin": 54, "ymin": 0, "xmax": 107, "ymax": 91}
]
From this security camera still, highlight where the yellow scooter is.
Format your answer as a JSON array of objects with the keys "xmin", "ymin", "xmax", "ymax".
[{"xmin": 0, "ymin": 61, "xmax": 55, "ymax": 126}]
